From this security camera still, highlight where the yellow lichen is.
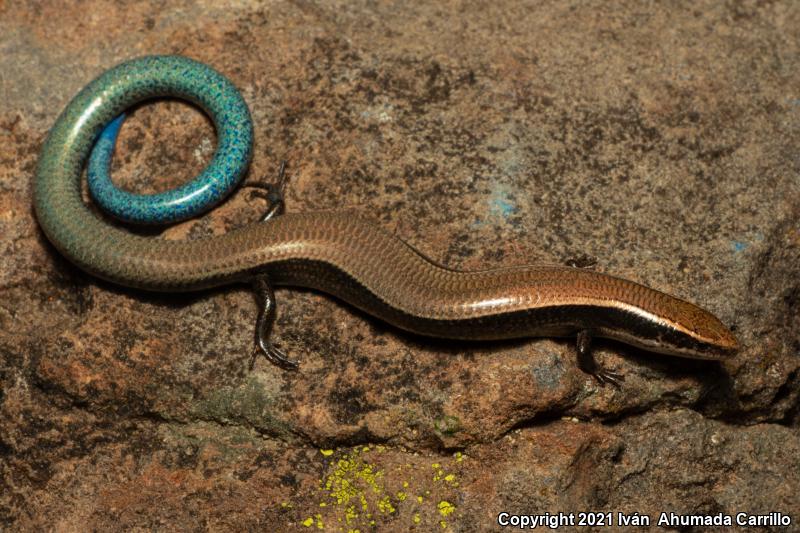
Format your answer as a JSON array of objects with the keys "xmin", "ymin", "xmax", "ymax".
[
  {"xmin": 311, "ymin": 446, "xmax": 464, "ymax": 530},
  {"xmin": 314, "ymin": 447, "xmax": 409, "ymax": 529},
  {"xmin": 302, "ymin": 517, "xmax": 314, "ymax": 527},
  {"xmin": 377, "ymin": 496, "xmax": 395, "ymax": 514},
  {"xmin": 438, "ymin": 501, "xmax": 455, "ymax": 517}
]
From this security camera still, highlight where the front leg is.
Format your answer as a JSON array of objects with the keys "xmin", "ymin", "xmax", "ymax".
[{"xmin": 575, "ymin": 329, "xmax": 624, "ymax": 388}]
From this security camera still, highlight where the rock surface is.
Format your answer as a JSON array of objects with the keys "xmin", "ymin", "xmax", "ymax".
[{"xmin": 1, "ymin": 1, "xmax": 799, "ymax": 531}]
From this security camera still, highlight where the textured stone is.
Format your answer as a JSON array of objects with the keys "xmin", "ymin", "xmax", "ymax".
[{"xmin": 1, "ymin": 0, "xmax": 799, "ymax": 530}]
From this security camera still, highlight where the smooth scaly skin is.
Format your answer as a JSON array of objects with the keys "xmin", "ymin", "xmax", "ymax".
[
  {"xmin": 34, "ymin": 55, "xmax": 739, "ymax": 361},
  {"xmin": 86, "ymin": 60, "xmax": 252, "ymax": 224}
]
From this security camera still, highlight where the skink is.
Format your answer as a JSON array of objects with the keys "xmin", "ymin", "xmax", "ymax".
[
  {"xmin": 86, "ymin": 59, "xmax": 252, "ymax": 224},
  {"xmin": 34, "ymin": 56, "xmax": 739, "ymax": 384}
]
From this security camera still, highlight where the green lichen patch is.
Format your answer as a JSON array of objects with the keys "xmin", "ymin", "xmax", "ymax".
[
  {"xmin": 191, "ymin": 375, "xmax": 293, "ymax": 438},
  {"xmin": 434, "ymin": 414, "xmax": 462, "ymax": 436}
]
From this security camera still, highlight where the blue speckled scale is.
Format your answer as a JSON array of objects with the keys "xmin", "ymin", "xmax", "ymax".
[{"xmin": 86, "ymin": 57, "xmax": 253, "ymax": 224}]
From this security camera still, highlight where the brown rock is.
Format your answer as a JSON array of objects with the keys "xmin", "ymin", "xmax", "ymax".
[{"xmin": 1, "ymin": 1, "xmax": 798, "ymax": 530}]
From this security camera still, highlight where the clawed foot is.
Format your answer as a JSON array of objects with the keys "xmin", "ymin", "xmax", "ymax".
[
  {"xmin": 249, "ymin": 341, "xmax": 299, "ymax": 371},
  {"xmin": 591, "ymin": 367, "xmax": 625, "ymax": 389},
  {"xmin": 576, "ymin": 329, "xmax": 625, "ymax": 389},
  {"xmin": 242, "ymin": 160, "xmax": 289, "ymax": 222},
  {"xmin": 248, "ymin": 273, "xmax": 300, "ymax": 371},
  {"xmin": 565, "ymin": 254, "xmax": 597, "ymax": 269}
]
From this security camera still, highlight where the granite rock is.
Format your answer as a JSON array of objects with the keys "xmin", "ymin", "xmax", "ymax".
[{"xmin": 1, "ymin": 1, "xmax": 799, "ymax": 530}]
